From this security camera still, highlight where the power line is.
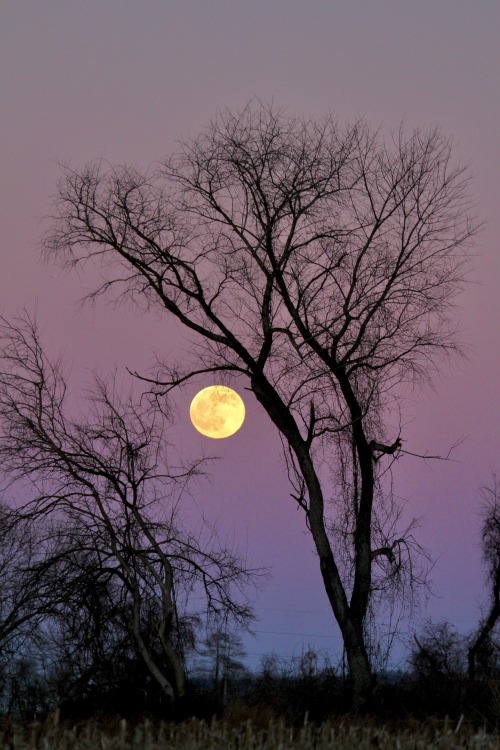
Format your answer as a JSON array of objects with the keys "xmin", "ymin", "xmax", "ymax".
[
  {"xmin": 264, "ymin": 608, "xmax": 333, "ymax": 615},
  {"xmin": 262, "ymin": 608, "xmax": 481, "ymax": 624},
  {"xmin": 251, "ymin": 629, "xmax": 343, "ymax": 639}
]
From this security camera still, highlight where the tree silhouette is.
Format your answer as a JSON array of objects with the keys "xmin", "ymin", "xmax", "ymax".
[
  {"xmin": 197, "ymin": 626, "xmax": 248, "ymax": 705},
  {"xmin": 42, "ymin": 102, "xmax": 478, "ymax": 709},
  {"xmin": 0, "ymin": 314, "xmax": 262, "ymax": 707},
  {"xmin": 468, "ymin": 476, "xmax": 500, "ymax": 681}
]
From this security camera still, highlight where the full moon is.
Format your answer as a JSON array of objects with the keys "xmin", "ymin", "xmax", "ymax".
[{"xmin": 189, "ymin": 385, "xmax": 246, "ymax": 439}]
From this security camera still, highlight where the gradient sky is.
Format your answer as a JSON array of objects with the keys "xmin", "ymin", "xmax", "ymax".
[{"xmin": 1, "ymin": 1, "xmax": 499, "ymax": 672}]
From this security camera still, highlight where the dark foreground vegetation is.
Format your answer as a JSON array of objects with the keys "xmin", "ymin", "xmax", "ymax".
[
  {"xmin": 1, "ymin": 712, "xmax": 500, "ymax": 750},
  {"xmin": 2, "ymin": 655, "xmax": 500, "ymax": 740}
]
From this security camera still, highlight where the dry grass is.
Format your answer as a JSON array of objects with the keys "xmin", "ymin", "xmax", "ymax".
[{"xmin": 0, "ymin": 713, "xmax": 499, "ymax": 750}]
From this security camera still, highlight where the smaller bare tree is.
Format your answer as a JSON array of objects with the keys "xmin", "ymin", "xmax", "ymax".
[
  {"xmin": 197, "ymin": 624, "xmax": 248, "ymax": 705},
  {"xmin": 411, "ymin": 620, "xmax": 466, "ymax": 680},
  {"xmin": 0, "ymin": 313, "xmax": 264, "ymax": 705}
]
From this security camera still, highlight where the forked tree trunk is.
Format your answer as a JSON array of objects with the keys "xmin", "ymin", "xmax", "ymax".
[
  {"xmin": 253, "ymin": 375, "xmax": 375, "ymax": 711},
  {"xmin": 309, "ymin": 488, "xmax": 375, "ymax": 712}
]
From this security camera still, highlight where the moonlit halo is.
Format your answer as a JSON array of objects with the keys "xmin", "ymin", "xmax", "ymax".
[{"xmin": 189, "ymin": 385, "xmax": 245, "ymax": 439}]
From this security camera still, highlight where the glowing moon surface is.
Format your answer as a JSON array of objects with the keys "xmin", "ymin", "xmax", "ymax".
[{"xmin": 190, "ymin": 385, "xmax": 245, "ymax": 439}]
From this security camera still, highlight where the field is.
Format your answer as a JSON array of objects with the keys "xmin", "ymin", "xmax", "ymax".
[{"xmin": 1, "ymin": 716, "xmax": 499, "ymax": 750}]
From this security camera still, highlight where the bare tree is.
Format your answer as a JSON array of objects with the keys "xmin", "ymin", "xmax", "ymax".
[
  {"xmin": 411, "ymin": 620, "xmax": 466, "ymax": 680},
  {"xmin": 0, "ymin": 314, "xmax": 262, "ymax": 705},
  {"xmin": 41, "ymin": 102, "xmax": 478, "ymax": 709},
  {"xmin": 197, "ymin": 625, "xmax": 248, "ymax": 705},
  {"xmin": 468, "ymin": 476, "xmax": 500, "ymax": 681}
]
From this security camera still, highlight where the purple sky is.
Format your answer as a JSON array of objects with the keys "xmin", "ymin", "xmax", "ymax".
[{"xmin": 1, "ymin": 1, "xmax": 499, "ymax": 672}]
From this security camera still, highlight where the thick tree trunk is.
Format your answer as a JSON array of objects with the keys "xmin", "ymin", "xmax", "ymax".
[
  {"xmin": 131, "ymin": 596, "xmax": 186, "ymax": 702},
  {"xmin": 311, "ymin": 488, "xmax": 375, "ymax": 712},
  {"xmin": 133, "ymin": 627, "xmax": 177, "ymax": 701},
  {"xmin": 342, "ymin": 620, "xmax": 375, "ymax": 711},
  {"xmin": 163, "ymin": 639, "xmax": 187, "ymax": 699},
  {"xmin": 252, "ymin": 373, "xmax": 375, "ymax": 711}
]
